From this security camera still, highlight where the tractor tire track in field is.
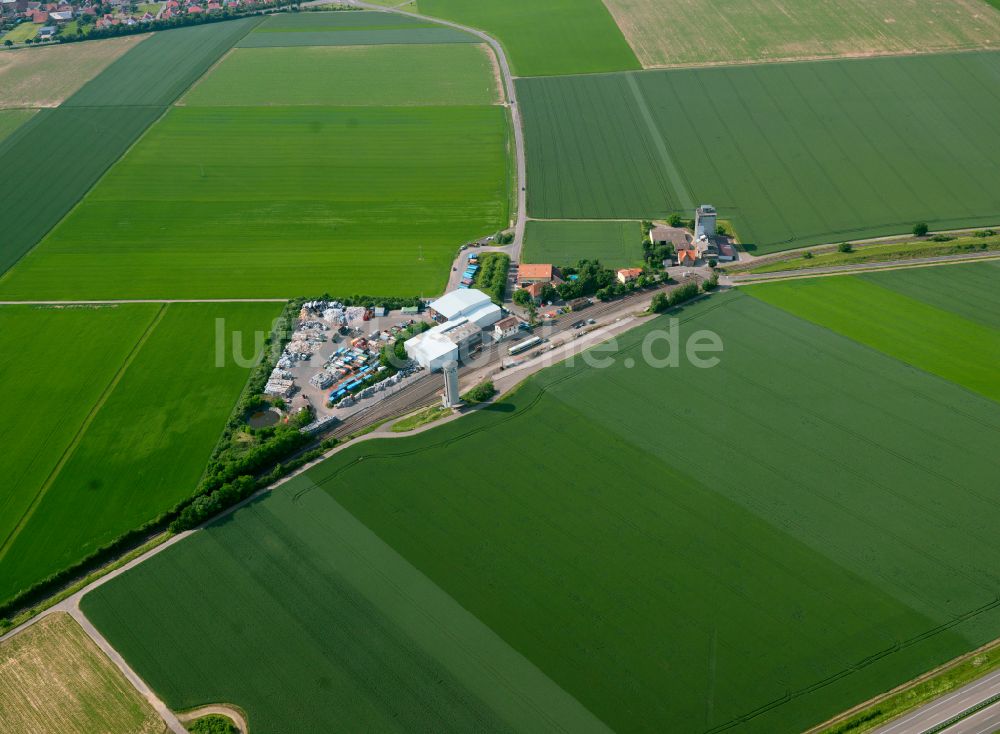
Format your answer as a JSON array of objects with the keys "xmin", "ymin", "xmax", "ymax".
[{"xmin": 0, "ymin": 304, "xmax": 167, "ymax": 565}]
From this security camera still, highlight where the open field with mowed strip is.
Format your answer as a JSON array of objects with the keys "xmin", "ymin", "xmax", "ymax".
[
  {"xmin": 0, "ymin": 105, "xmax": 509, "ymax": 300},
  {"xmin": 419, "ymin": 0, "xmax": 640, "ymax": 76},
  {"xmin": 746, "ymin": 267, "xmax": 1000, "ymax": 403},
  {"xmin": 604, "ymin": 0, "xmax": 1000, "ymax": 68},
  {"xmin": 522, "ymin": 219, "xmax": 643, "ymax": 268},
  {"xmin": 183, "ymin": 43, "xmax": 500, "ymax": 106},
  {"xmin": 0, "ymin": 302, "xmax": 280, "ymax": 606},
  {"xmin": 0, "ymin": 612, "xmax": 164, "ymax": 734},
  {"xmin": 0, "ymin": 19, "xmax": 260, "ymax": 277},
  {"xmin": 518, "ymin": 51, "xmax": 1000, "ymax": 254},
  {"xmin": 83, "ymin": 269, "xmax": 1000, "ymax": 733},
  {"xmin": 238, "ymin": 9, "xmax": 475, "ymax": 47},
  {"xmin": 0, "ymin": 35, "xmax": 145, "ymax": 108}
]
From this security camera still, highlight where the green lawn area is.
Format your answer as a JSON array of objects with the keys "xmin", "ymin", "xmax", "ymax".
[
  {"xmin": 0, "ymin": 105, "xmax": 508, "ymax": 299},
  {"xmin": 0, "ymin": 302, "xmax": 281, "ymax": 606},
  {"xmin": 184, "ymin": 44, "xmax": 499, "ymax": 106},
  {"xmin": 522, "ymin": 219, "xmax": 643, "ymax": 268},
  {"xmin": 603, "ymin": 0, "xmax": 1000, "ymax": 68},
  {"xmin": 419, "ymin": 0, "xmax": 640, "ymax": 76},
  {"xmin": 82, "ymin": 276, "xmax": 1000, "ymax": 733},
  {"xmin": 1, "ymin": 22, "xmax": 41, "ymax": 43},
  {"xmin": 518, "ymin": 51, "xmax": 1000, "ymax": 254},
  {"xmin": 239, "ymin": 10, "xmax": 473, "ymax": 47},
  {"xmin": 744, "ymin": 233, "xmax": 1000, "ymax": 274},
  {"xmin": 746, "ymin": 273, "xmax": 1000, "ymax": 403},
  {"xmin": 0, "ymin": 613, "xmax": 163, "ymax": 733},
  {"xmin": 0, "ymin": 109, "xmax": 36, "ymax": 143}
]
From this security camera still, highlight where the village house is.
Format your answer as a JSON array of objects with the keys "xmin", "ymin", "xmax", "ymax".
[
  {"xmin": 493, "ymin": 315, "xmax": 520, "ymax": 342},
  {"xmin": 616, "ymin": 267, "xmax": 643, "ymax": 284}
]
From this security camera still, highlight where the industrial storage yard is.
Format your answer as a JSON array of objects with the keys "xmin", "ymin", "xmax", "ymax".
[{"xmin": 1, "ymin": 2, "xmax": 1000, "ymax": 734}]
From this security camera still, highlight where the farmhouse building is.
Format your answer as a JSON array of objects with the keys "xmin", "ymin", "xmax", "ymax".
[
  {"xmin": 649, "ymin": 224, "xmax": 691, "ymax": 250},
  {"xmin": 616, "ymin": 267, "xmax": 643, "ymax": 284},
  {"xmin": 695, "ymin": 204, "xmax": 717, "ymax": 240},
  {"xmin": 517, "ymin": 263, "xmax": 560, "ymax": 286},
  {"xmin": 676, "ymin": 248, "xmax": 698, "ymax": 266}
]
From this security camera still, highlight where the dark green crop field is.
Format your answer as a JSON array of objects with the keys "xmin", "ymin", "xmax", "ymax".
[
  {"xmin": 0, "ymin": 302, "xmax": 280, "ymax": 606},
  {"xmin": 239, "ymin": 10, "xmax": 474, "ymax": 47},
  {"xmin": 518, "ymin": 51, "xmax": 1000, "ymax": 253},
  {"xmin": 522, "ymin": 219, "xmax": 643, "ymax": 268},
  {"xmin": 420, "ymin": 0, "xmax": 640, "ymax": 76},
  {"xmin": 0, "ymin": 19, "xmax": 260, "ymax": 277},
  {"xmin": 82, "ymin": 485, "xmax": 611, "ymax": 733},
  {"xmin": 83, "ymin": 272, "xmax": 1000, "ymax": 733}
]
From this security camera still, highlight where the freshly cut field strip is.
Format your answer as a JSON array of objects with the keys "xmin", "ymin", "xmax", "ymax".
[
  {"xmin": 746, "ymin": 275, "xmax": 1000, "ymax": 403},
  {"xmin": 0, "ymin": 20, "xmax": 260, "ymax": 278},
  {"xmin": 82, "ymin": 486, "xmax": 609, "ymax": 733},
  {"xmin": 858, "ymin": 260, "xmax": 1000, "ymax": 330},
  {"xmin": 0, "ymin": 613, "xmax": 163, "ymax": 734},
  {"xmin": 239, "ymin": 9, "xmax": 474, "ymax": 47},
  {"xmin": 84, "ymin": 280, "xmax": 1000, "ymax": 733},
  {"xmin": 184, "ymin": 44, "xmax": 500, "ymax": 106},
  {"xmin": 604, "ymin": 0, "xmax": 1000, "ymax": 68},
  {"xmin": 0, "ymin": 105, "xmax": 508, "ymax": 299},
  {"xmin": 0, "ymin": 35, "xmax": 145, "ymax": 109},
  {"xmin": 522, "ymin": 220, "xmax": 643, "ymax": 268},
  {"xmin": 0, "ymin": 304, "xmax": 160, "ymax": 574},
  {"xmin": 64, "ymin": 18, "xmax": 261, "ymax": 108},
  {"xmin": 419, "ymin": 0, "xmax": 640, "ymax": 76},
  {"xmin": 518, "ymin": 51, "xmax": 1000, "ymax": 253},
  {"xmin": 0, "ymin": 302, "xmax": 280, "ymax": 605},
  {"xmin": 0, "ymin": 109, "xmax": 36, "ymax": 142}
]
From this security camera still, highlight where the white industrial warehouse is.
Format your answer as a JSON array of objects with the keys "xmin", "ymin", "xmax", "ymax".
[
  {"xmin": 407, "ymin": 289, "xmax": 502, "ymax": 371},
  {"xmin": 427, "ymin": 288, "xmax": 502, "ymax": 327}
]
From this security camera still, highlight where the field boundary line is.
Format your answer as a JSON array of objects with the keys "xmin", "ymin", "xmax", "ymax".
[
  {"xmin": 0, "ymin": 304, "xmax": 168, "ymax": 565},
  {"xmin": 623, "ymin": 72, "xmax": 693, "ymax": 211},
  {"xmin": 729, "ymin": 252, "xmax": 1000, "ymax": 284}
]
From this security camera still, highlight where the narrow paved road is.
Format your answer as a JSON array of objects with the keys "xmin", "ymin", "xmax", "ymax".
[{"xmin": 872, "ymin": 669, "xmax": 1000, "ymax": 734}]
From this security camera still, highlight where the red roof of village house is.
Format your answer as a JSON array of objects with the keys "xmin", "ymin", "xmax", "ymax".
[
  {"xmin": 31, "ymin": 9, "xmax": 48, "ymax": 21},
  {"xmin": 186, "ymin": 4, "xmax": 203, "ymax": 11},
  {"xmin": 677, "ymin": 249, "xmax": 698, "ymax": 264},
  {"xmin": 617, "ymin": 267, "xmax": 643, "ymax": 280},
  {"xmin": 525, "ymin": 282, "xmax": 546, "ymax": 298},
  {"xmin": 518, "ymin": 263, "xmax": 554, "ymax": 281}
]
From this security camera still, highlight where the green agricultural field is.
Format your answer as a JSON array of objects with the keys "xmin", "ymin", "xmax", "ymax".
[
  {"xmin": 522, "ymin": 220, "xmax": 643, "ymax": 268},
  {"xmin": 0, "ymin": 105, "xmax": 509, "ymax": 299},
  {"xmin": 419, "ymin": 0, "xmax": 640, "ymax": 76},
  {"xmin": 184, "ymin": 44, "xmax": 499, "ymax": 106},
  {"xmin": 518, "ymin": 51, "xmax": 1000, "ymax": 254},
  {"xmin": 83, "ymin": 274, "xmax": 1000, "ymax": 733},
  {"xmin": 0, "ymin": 302, "xmax": 280, "ymax": 606},
  {"xmin": 0, "ymin": 20, "xmax": 260, "ymax": 277},
  {"xmin": 0, "ymin": 304, "xmax": 160, "ymax": 574},
  {"xmin": 239, "ymin": 10, "xmax": 474, "ymax": 47},
  {"xmin": 855, "ymin": 260, "xmax": 1000, "ymax": 330},
  {"xmin": 0, "ymin": 612, "xmax": 163, "ymax": 734},
  {"xmin": 603, "ymin": 0, "xmax": 1000, "ymax": 68},
  {"xmin": 82, "ymin": 485, "xmax": 609, "ymax": 733},
  {"xmin": 0, "ymin": 109, "xmax": 35, "ymax": 142},
  {"xmin": 746, "ymin": 273, "xmax": 1000, "ymax": 403}
]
